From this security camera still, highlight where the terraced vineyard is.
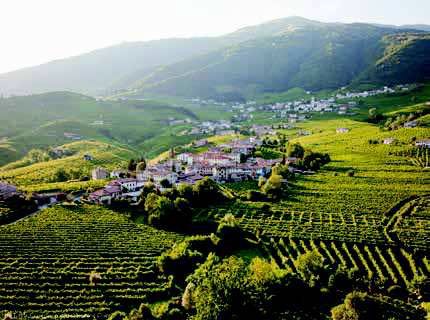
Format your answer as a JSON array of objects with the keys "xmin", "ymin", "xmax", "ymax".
[
  {"xmin": 395, "ymin": 197, "xmax": 430, "ymax": 250},
  {"xmin": 0, "ymin": 205, "xmax": 183, "ymax": 319},
  {"xmin": 265, "ymin": 237, "xmax": 429, "ymax": 288}
]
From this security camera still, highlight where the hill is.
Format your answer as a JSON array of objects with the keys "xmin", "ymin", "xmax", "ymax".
[
  {"xmin": 0, "ymin": 92, "xmax": 200, "ymax": 165},
  {"xmin": 124, "ymin": 23, "xmax": 430, "ymax": 100},
  {"xmin": 0, "ymin": 140, "xmax": 137, "ymax": 192},
  {"xmin": 1, "ymin": 17, "xmax": 430, "ymax": 99},
  {"xmin": 0, "ymin": 38, "xmax": 230, "ymax": 96}
]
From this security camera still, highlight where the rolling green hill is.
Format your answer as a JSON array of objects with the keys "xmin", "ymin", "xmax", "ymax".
[
  {"xmin": 124, "ymin": 23, "xmax": 430, "ymax": 100},
  {"xmin": 0, "ymin": 38, "xmax": 233, "ymax": 96},
  {"xmin": 0, "ymin": 92, "xmax": 200, "ymax": 165},
  {"xmin": 1, "ymin": 17, "xmax": 430, "ymax": 99}
]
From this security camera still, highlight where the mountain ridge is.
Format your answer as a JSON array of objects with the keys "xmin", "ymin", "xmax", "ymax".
[{"xmin": 1, "ymin": 16, "xmax": 429, "ymax": 97}]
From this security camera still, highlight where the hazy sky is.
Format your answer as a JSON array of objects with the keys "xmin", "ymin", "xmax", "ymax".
[{"xmin": 1, "ymin": 0, "xmax": 428, "ymax": 74}]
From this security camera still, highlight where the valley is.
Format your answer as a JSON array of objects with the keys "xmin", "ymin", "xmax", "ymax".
[{"xmin": 0, "ymin": 12, "xmax": 429, "ymax": 320}]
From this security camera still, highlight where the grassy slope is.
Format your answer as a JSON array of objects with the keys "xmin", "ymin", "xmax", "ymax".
[
  {"xmin": 0, "ymin": 92, "xmax": 225, "ymax": 165},
  {"xmin": 0, "ymin": 140, "xmax": 137, "ymax": 192}
]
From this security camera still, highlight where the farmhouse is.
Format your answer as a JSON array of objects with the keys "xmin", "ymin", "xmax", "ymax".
[
  {"xmin": 415, "ymin": 139, "xmax": 430, "ymax": 148},
  {"xmin": 404, "ymin": 120, "xmax": 418, "ymax": 128},
  {"xmin": 336, "ymin": 128, "xmax": 350, "ymax": 133},
  {"xmin": 88, "ymin": 185, "xmax": 121, "ymax": 205},
  {"xmin": 110, "ymin": 169, "xmax": 127, "ymax": 178},
  {"xmin": 194, "ymin": 139, "xmax": 209, "ymax": 147},
  {"xmin": 83, "ymin": 154, "xmax": 93, "ymax": 161},
  {"xmin": 383, "ymin": 138, "xmax": 395, "ymax": 145}
]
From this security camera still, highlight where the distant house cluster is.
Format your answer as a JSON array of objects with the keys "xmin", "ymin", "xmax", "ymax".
[
  {"xmin": 0, "ymin": 182, "xmax": 18, "ymax": 200},
  {"xmin": 188, "ymin": 120, "xmax": 234, "ymax": 135}
]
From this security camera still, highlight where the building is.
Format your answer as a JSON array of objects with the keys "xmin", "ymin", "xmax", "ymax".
[
  {"xmin": 91, "ymin": 167, "xmax": 109, "ymax": 180},
  {"xmin": 83, "ymin": 154, "xmax": 93, "ymax": 161},
  {"xmin": 177, "ymin": 153, "xmax": 194, "ymax": 165},
  {"xmin": 194, "ymin": 139, "xmax": 209, "ymax": 147},
  {"xmin": 383, "ymin": 138, "xmax": 395, "ymax": 145},
  {"xmin": 0, "ymin": 182, "xmax": 18, "ymax": 200},
  {"xmin": 110, "ymin": 170, "xmax": 127, "ymax": 179},
  {"xmin": 404, "ymin": 120, "xmax": 418, "ymax": 128},
  {"xmin": 415, "ymin": 139, "xmax": 430, "ymax": 148},
  {"xmin": 336, "ymin": 128, "xmax": 350, "ymax": 134},
  {"xmin": 88, "ymin": 185, "xmax": 121, "ymax": 205}
]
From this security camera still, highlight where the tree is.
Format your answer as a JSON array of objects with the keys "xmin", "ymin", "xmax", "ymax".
[
  {"xmin": 261, "ymin": 174, "xmax": 283, "ymax": 199},
  {"xmin": 193, "ymin": 177, "xmax": 225, "ymax": 206},
  {"xmin": 173, "ymin": 197, "xmax": 193, "ymax": 227},
  {"xmin": 331, "ymin": 292, "xmax": 374, "ymax": 320},
  {"xmin": 128, "ymin": 159, "xmax": 137, "ymax": 171},
  {"xmin": 294, "ymin": 250, "xmax": 325, "ymax": 285},
  {"xmin": 239, "ymin": 153, "xmax": 247, "ymax": 163},
  {"xmin": 136, "ymin": 159, "xmax": 146, "ymax": 172},
  {"xmin": 51, "ymin": 168, "xmax": 69, "ymax": 182},
  {"xmin": 368, "ymin": 108, "xmax": 383, "ymax": 123},
  {"xmin": 287, "ymin": 143, "xmax": 304, "ymax": 158},
  {"xmin": 186, "ymin": 254, "xmax": 248, "ymax": 320},
  {"xmin": 177, "ymin": 183, "xmax": 194, "ymax": 203},
  {"xmin": 160, "ymin": 178, "xmax": 172, "ymax": 189},
  {"xmin": 258, "ymin": 176, "xmax": 266, "ymax": 188}
]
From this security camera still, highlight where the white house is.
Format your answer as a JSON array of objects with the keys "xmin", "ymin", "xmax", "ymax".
[
  {"xmin": 336, "ymin": 128, "xmax": 350, "ymax": 134},
  {"xmin": 415, "ymin": 139, "xmax": 430, "ymax": 148},
  {"xmin": 383, "ymin": 138, "xmax": 395, "ymax": 145},
  {"xmin": 177, "ymin": 153, "xmax": 194, "ymax": 165},
  {"xmin": 404, "ymin": 120, "xmax": 418, "ymax": 128}
]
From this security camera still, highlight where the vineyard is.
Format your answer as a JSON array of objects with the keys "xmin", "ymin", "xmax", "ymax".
[
  {"xmin": 395, "ymin": 197, "xmax": 430, "ymax": 250},
  {"xmin": 0, "ymin": 205, "xmax": 183, "ymax": 319},
  {"xmin": 0, "ymin": 141, "xmax": 136, "ymax": 191},
  {"xmin": 265, "ymin": 237, "xmax": 429, "ymax": 288}
]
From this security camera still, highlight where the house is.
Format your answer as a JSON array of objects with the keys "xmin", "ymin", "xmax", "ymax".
[
  {"xmin": 194, "ymin": 139, "xmax": 209, "ymax": 147},
  {"xmin": 415, "ymin": 139, "xmax": 430, "ymax": 148},
  {"xmin": 83, "ymin": 154, "xmax": 93, "ymax": 161},
  {"xmin": 91, "ymin": 167, "xmax": 109, "ymax": 180},
  {"xmin": 88, "ymin": 185, "xmax": 121, "ymax": 205},
  {"xmin": 115, "ymin": 178, "xmax": 139, "ymax": 191},
  {"xmin": 0, "ymin": 182, "xmax": 18, "ymax": 200},
  {"xmin": 336, "ymin": 128, "xmax": 350, "ymax": 134},
  {"xmin": 110, "ymin": 170, "xmax": 127, "ymax": 179},
  {"xmin": 137, "ymin": 166, "xmax": 178, "ymax": 186},
  {"xmin": 404, "ymin": 120, "xmax": 418, "ymax": 128},
  {"xmin": 177, "ymin": 153, "xmax": 194, "ymax": 165},
  {"xmin": 176, "ymin": 173, "xmax": 204, "ymax": 185},
  {"xmin": 64, "ymin": 132, "xmax": 82, "ymax": 140},
  {"xmin": 383, "ymin": 138, "xmax": 395, "ymax": 145}
]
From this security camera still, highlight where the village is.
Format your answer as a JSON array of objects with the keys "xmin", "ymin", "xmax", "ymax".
[
  {"xmin": 177, "ymin": 85, "xmax": 412, "ymax": 136},
  {"xmin": 87, "ymin": 136, "xmax": 291, "ymax": 205}
]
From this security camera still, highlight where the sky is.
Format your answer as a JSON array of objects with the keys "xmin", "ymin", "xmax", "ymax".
[{"xmin": 0, "ymin": 0, "xmax": 429, "ymax": 74}]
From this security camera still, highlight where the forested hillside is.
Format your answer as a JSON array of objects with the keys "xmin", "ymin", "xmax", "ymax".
[{"xmin": 1, "ymin": 17, "xmax": 429, "ymax": 99}]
